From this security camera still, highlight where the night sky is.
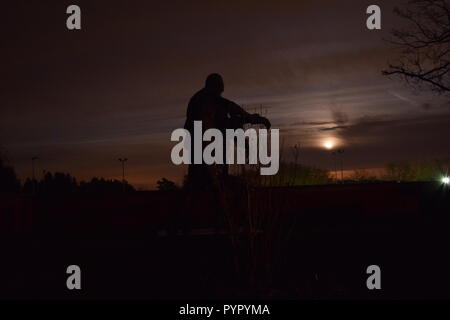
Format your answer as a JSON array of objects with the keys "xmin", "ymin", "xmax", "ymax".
[{"xmin": 2, "ymin": 0, "xmax": 449, "ymax": 189}]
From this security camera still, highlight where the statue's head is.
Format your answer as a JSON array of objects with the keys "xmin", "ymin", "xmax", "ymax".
[{"xmin": 205, "ymin": 73, "xmax": 224, "ymax": 96}]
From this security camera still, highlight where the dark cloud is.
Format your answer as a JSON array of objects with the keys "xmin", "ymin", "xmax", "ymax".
[
  {"xmin": 331, "ymin": 109, "xmax": 349, "ymax": 125},
  {"xmin": 290, "ymin": 121, "xmax": 335, "ymax": 126},
  {"xmin": 319, "ymin": 125, "xmax": 352, "ymax": 131}
]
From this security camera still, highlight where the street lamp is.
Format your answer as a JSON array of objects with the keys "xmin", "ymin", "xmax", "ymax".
[
  {"xmin": 118, "ymin": 158, "xmax": 128, "ymax": 192},
  {"xmin": 337, "ymin": 149, "xmax": 345, "ymax": 181},
  {"xmin": 331, "ymin": 150, "xmax": 338, "ymax": 181},
  {"xmin": 331, "ymin": 149, "xmax": 345, "ymax": 182},
  {"xmin": 442, "ymin": 176, "xmax": 450, "ymax": 185}
]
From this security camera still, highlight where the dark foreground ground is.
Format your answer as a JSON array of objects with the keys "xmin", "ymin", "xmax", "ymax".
[{"xmin": 0, "ymin": 181, "xmax": 449, "ymax": 299}]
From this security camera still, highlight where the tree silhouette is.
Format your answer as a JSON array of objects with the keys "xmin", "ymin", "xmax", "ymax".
[
  {"xmin": 22, "ymin": 172, "xmax": 136, "ymax": 194},
  {"xmin": 156, "ymin": 178, "xmax": 178, "ymax": 191},
  {"xmin": 0, "ymin": 156, "xmax": 21, "ymax": 192},
  {"xmin": 385, "ymin": 159, "xmax": 450, "ymax": 181},
  {"xmin": 383, "ymin": 0, "xmax": 450, "ymax": 93},
  {"xmin": 79, "ymin": 177, "xmax": 135, "ymax": 193}
]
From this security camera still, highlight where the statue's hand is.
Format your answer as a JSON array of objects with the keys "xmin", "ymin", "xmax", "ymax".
[
  {"xmin": 249, "ymin": 113, "xmax": 271, "ymax": 129},
  {"xmin": 260, "ymin": 116, "xmax": 271, "ymax": 129}
]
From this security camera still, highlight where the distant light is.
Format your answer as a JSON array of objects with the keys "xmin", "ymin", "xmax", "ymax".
[
  {"xmin": 323, "ymin": 141, "xmax": 334, "ymax": 150},
  {"xmin": 442, "ymin": 177, "xmax": 450, "ymax": 184}
]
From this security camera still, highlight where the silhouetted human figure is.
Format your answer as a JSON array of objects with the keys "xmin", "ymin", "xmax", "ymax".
[
  {"xmin": 181, "ymin": 74, "xmax": 271, "ymax": 237},
  {"xmin": 184, "ymin": 73, "xmax": 270, "ymax": 190}
]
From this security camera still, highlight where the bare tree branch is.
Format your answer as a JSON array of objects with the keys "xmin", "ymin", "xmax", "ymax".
[{"xmin": 383, "ymin": 0, "xmax": 450, "ymax": 93}]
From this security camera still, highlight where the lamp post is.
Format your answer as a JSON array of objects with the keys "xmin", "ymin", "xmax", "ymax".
[
  {"xmin": 337, "ymin": 149, "xmax": 344, "ymax": 181},
  {"xmin": 331, "ymin": 150, "xmax": 338, "ymax": 181},
  {"xmin": 331, "ymin": 149, "xmax": 344, "ymax": 182},
  {"xmin": 118, "ymin": 158, "xmax": 128, "ymax": 192}
]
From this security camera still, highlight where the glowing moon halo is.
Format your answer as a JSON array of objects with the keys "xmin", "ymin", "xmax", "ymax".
[{"xmin": 323, "ymin": 140, "xmax": 334, "ymax": 150}]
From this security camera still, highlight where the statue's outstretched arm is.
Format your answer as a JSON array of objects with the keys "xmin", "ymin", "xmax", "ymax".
[{"xmin": 226, "ymin": 99, "xmax": 271, "ymax": 129}]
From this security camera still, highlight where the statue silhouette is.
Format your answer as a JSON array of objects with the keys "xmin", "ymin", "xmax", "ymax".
[
  {"xmin": 184, "ymin": 73, "xmax": 271, "ymax": 190},
  {"xmin": 180, "ymin": 73, "xmax": 271, "ymax": 237}
]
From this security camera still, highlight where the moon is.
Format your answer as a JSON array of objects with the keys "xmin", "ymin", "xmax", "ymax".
[{"xmin": 323, "ymin": 140, "xmax": 334, "ymax": 150}]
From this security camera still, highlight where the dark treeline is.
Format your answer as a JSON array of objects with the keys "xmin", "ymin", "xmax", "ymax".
[
  {"xmin": 0, "ymin": 156, "xmax": 135, "ymax": 194},
  {"xmin": 2, "ymin": 153, "xmax": 449, "ymax": 193},
  {"xmin": 23, "ymin": 172, "xmax": 135, "ymax": 194}
]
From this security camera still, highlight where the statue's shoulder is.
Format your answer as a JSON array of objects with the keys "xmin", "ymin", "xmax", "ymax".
[{"xmin": 189, "ymin": 89, "xmax": 204, "ymax": 102}]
